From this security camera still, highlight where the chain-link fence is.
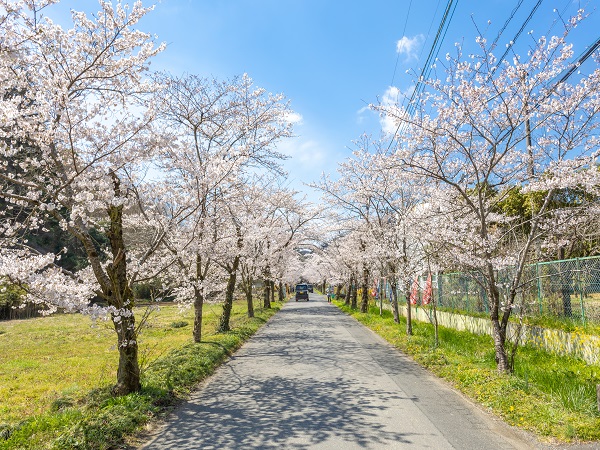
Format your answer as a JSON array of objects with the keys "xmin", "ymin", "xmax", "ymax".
[{"xmin": 383, "ymin": 256, "xmax": 600, "ymax": 325}]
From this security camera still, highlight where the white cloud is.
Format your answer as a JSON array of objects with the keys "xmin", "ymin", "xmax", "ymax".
[
  {"xmin": 283, "ymin": 111, "xmax": 304, "ymax": 125},
  {"xmin": 382, "ymin": 86, "xmax": 400, "ymax": 106},
  {"xmin": 356, "ymin": 105, "xmax": 371, "ymax": 125},
  {"xmin": 396, "ymin": 34, "xmax": 424, "ymax": 61},
  {"xmin": 379, "ymin": 86, "xmax": 414, "ymax": 135}
]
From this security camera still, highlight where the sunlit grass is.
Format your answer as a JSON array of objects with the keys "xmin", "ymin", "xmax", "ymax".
[{"xmin": 0, "ymin": 298, "xmax": 277, "ymax": 449}]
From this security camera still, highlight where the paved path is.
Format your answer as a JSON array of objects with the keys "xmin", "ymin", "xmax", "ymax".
[{"xmin": 141, "ymin": 294, "xmax": 540, "ymax": 449}]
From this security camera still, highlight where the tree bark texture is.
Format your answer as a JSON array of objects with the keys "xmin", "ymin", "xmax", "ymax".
[
  {"xmin": 360, "ymin": 267, "xmax": 369, "ymax": 313},
  {"xmin": 218, "ymin": 255, "xmax": 240, "ymax": 333},
  {"xmin": 193, "ymin": 254, "xmax": 205, "ymax": 342},
  {"xmin": 351, "ymin": 274, "xmax": 358, "ymax": 309},
  {"xmin": 263, "ymin": 277, "xmax": 271, "ymax": 309},
  {"xmin": 487, "ymin": 262, "xmax": 510, "ymax": 373},
  {"xmin": 246, "ymin": 277, "xmax": 255, "ymax": 318},
  {"xmin": 107, "ymin": 202, "xmax": 140, "ymax": 395},
  {"xmin": 390, "ymin": 279, "xmax": 400, "ymax": 323},
  {"xmin": 342, "ymin": 280, "xmax": 350, "ymax": 306},
  {"xmin": 193, "ymin": 286, "xmax": 204, "ymax": 342}
]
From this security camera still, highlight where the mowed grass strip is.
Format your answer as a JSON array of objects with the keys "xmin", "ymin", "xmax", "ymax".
[
  {"xmin": 0, "ymin": 299, "xmax": 279, "ymax": 449},
  {"xmin": 335, "ymin": 301, "xmax": 600, "ymax": 443}
]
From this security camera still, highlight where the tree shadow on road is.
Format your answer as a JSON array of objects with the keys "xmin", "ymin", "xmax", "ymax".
[{"xmin": 144, "ymin": 372, "xmax": 424, "ymax": 449}]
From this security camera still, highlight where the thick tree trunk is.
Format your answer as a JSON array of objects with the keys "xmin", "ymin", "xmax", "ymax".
[
  {"xmin": 278, "ymin": 281, "xmax": 284, "ymax": 302},
  {"xmin": 270, "ymin": 280, "xmax": 275, "ymax": 304},
  {"xmin": 218, "ymin": 256, "xmax": 240, "ymax": 333},
  {"xmin": 107, "ymin": 202, "xmax": 140, "ymax": 395},
  {"xmin": 112, "ymin": 313, "xmax": 140, "ymax": 395},
  {"xmin": 360, "ymin": 267, "xmax": 369, "ymax": 313}
]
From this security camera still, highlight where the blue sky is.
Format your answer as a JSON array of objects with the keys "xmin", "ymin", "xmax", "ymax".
[{"xmin": 51, "ymin": 1, "xmax": 599, "ymax": 202}]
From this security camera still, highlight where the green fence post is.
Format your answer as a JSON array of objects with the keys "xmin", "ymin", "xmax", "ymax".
[
  {"xmin": 437, "ymin": 273, "xmax": 443, "ymax": 307},
  {"xmin": 465, "ymin": 277, "xmax": 470, "ymax": 312},
  {"xmin": 577, "ymin": 258, "xmax": 586, "ymax": 325}
]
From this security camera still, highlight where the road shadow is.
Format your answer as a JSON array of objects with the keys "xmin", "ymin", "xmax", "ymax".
[
  {"xmin": 143, "ymin": 373, "xmax": 423, "ymax": 449},
  {"xmin": 142, "ymin": 298, "xmax": 434, "ymax": 449}
]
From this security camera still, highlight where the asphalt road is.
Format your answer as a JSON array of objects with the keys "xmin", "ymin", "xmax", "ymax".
[{"xmin": 139, "ymin": 294, "xmax": 560, "ymax": 449}]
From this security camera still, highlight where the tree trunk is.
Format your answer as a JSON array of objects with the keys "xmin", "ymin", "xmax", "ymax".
[
  {"xmin": 112, "ymin": 312, "xmax": 140, "ymax": 395},
  {"xmin": 278, "ymin": 281, "xmax": 284, "ymax": 302},
  {"xmin": 193, "ymin": 254, "xmax": 205, "ymax": 342},
  {"xmin": 107, "ymin": 202, "xmax": 140, "ymax": 395},
  {"xmin": 270, "ymin": 280, "xmax": 275, "ymax": 304},
  {"xmin": 263, "ymin": 278, "xmax": 271, "ymax": 309},
  {"xmin": 487, "ymin": 264, "xmax": 510, "ymax": 373},
  {"xmin": 193, "ymin": 286, "xmax": 204, "ymax": 342},
  {"xmin": 218, "ymin": 256, "xmax": 240, "ymax": 333},
  {"xmin": 351, "ymin": 274, "xmax": 358, "ymax": 309},
  {"xmin": 360, "ymin": 267, "xmax": 369, "ymax": 313},
  {"xmin": 390, "ymin": 279, "xmax": 400, "ymax": 323},
  {"xmin": 344, "ymin": 275, "xmax": 352, "ymax": 306},
  {"xmin": 405, "ymin": 281, "xmax": 413, "ymax": 336},
  {"xmin": 246, "ymin": 277, "xmax": 254, "ymax": 318}
]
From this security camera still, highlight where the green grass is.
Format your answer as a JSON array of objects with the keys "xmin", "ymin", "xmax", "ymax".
[
  {"xmin": 0, "ymin": 299, "xmax": 279, "ymax": 449},
  {"xmin": 335, "ymin": 301, "xmax": 600, "ymax": 443}
]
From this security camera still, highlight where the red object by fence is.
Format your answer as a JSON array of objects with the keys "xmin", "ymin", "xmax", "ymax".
[
  {"xmin": 410, "ymin": 277, "xmax": 418, "ymax": 305},
  {"xmin": 423, "ymin": 273, "xmax": 432, "ymax": 305}
]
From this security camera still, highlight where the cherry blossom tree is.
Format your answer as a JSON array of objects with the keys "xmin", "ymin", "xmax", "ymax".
[
  {"xmin": 377, "ymin": 11, "xmax": 600, "ymax": 372},
  {"xmin": 148, "ymin": 72, "xmax": 295, "ymax": 339},
  {"xmin": 0, "ymin": 0, "xmax": 165, "ymax": 394}
]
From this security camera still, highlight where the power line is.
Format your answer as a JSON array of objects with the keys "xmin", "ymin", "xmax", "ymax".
[
  {"xmin": 387, "ymin": 0, "xmax": 458, "ymax": 149},
  {"xmin": 495, "ymin": 34, "xmax": 600, "ymax": 150},
  {"xmin": 491, "ymin": 0, "xmax": 526, "ymax": 51},
  {"xmin": 391, "ymin": 0, "xmax": 414, "ymax": 87},
  {"xmin": 496, "ymin": 0, "xmax": 543, "ymax": 64},
  {"xmin": 546, "ymin": 35, "xmax": 600, "ymax": 96}
]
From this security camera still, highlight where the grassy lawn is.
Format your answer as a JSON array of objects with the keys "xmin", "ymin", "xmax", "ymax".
[
  {"xmin": 0, "ymin": 299, "xmax": 279, "ymax": 449},
  {"xmin": 335, "ymin": 301, "xmax": 600, "ymax": 443}
]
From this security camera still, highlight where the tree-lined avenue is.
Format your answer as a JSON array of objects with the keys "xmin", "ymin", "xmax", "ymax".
[{"xmin": 141, "ymin": 294, "xmax": 532, "ymax": 449}]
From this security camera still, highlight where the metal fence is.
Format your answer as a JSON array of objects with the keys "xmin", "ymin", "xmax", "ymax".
[{"xmin": 385, "ymin": 256, "xmax": 600, "ymax": 325}]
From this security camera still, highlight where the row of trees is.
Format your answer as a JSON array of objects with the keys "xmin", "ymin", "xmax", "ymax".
[
  {"xmin": 315, "ymin": 10, "xmax": 600, "ymax": 373},
  {"xmin": 0, "ymin": 1, "xmax": 314, "ymax": 395}
]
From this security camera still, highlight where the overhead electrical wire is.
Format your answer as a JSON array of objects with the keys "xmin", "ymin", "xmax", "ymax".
[
  {"xmin": 490, "ymin": 0, "xmax": 526, "ymax": 51},
  {"xmin": 390, "ymin": 0, "xmax": 414, "ymax": 87},
  {"xmin": 387, "ymin": 0, "xmax": 458, "ymax": 149},
  {"xmin": 496, "ymin": 0, "xmax": 543, "ymax": 64}
]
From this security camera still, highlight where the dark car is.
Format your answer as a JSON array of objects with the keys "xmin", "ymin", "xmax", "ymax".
[
  {"xmin": 295, "ymin": 284, "xmax": 309, "ymax": 301},
  {"xmin": 307, "ymin": 284, "xmax": 313, "ymax": 293}
]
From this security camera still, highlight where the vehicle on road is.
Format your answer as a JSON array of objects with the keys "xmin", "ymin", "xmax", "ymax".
[
  {"xmin": 307, "ymin": 284, "xmax": 313, "ymax": 293},
  {"xmin": 295, "ymin": 284, "xmax": 309, "ymax": 301}
]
